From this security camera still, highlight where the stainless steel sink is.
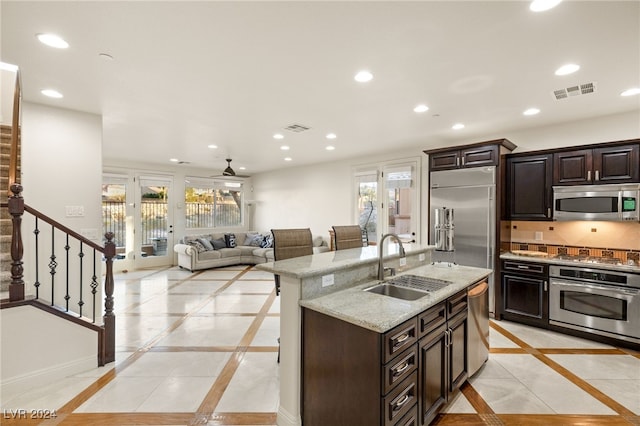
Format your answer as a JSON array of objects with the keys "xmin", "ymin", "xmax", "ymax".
[
  {"xmin": 387, "ymin": 274, "xmax": 452, "ymax": 292},
  {"xmin": 364, "ymin": 274, "xmax": 453, "ymax": 300},
  {"xmin": 364, "ymin": 283, "xmax": 428, "ymax": 300}
]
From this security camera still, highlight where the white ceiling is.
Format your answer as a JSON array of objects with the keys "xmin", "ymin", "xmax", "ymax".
[{"xmin": 2, "ymin": 1, "xmax": 639, "ymax": 176}]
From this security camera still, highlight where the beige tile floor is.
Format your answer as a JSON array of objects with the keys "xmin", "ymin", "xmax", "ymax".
[{"xmin": 2, "ymin": 265, "xmax": 639, "ymax": 425}]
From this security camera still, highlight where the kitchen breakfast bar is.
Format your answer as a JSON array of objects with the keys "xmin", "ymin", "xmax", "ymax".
[{"xmin": 256, "ymin": 243, "xmax": 491, "ymax": 426}]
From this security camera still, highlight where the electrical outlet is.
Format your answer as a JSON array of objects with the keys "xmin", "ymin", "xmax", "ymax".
[
  {"xmin": 418, "ymin": 253, "xmax": 426, "ymax": 262},
  {"xmin": 399, "ymin": 257, "xmax": 407, "ymax": 267},
  {"xmin": 535, "ymin": 231, "xmax": 543, "ymax": 241},
  {"xmin": 322, "ymin": 274, "xmax": 335, "ymax": 287}
]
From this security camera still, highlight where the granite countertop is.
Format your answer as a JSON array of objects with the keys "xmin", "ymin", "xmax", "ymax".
[
  {"xmin": 500, "ymin": 252, "xmax": 640, "ymax": 274},
  {"xmin": 256, "ymin": 243, "xmax": 434, "ymax": 279},
  {"xmin": 299, "ymin": 263, "xmax": 491, "ymax": 333}
]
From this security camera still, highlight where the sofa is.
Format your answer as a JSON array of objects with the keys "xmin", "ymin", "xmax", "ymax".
[{"xmin": 174, "ymin": 231, "xmax": 329, "ymax": 271}]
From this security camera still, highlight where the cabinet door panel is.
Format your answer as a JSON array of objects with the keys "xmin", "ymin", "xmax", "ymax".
[
  {"xmin": 503, "ymin": 274, "xmax": 543, "ymax": 318},
  {"xmin": 594, "ymin": 145, "xmax": 639, "ymax": 183},
  {"xmin": 448, "ymin": 311, "xmax": 468, "ymax": 396},
  {"xmin": 430, "ymin": 151, "xmax": 459, "ymax": 171},
  {"xmin": 554, "ymin": 149, "xmax": 593, "ymax": 185},
  {"xmin": 461, "ymin": 145, "xmax": 498, "ymax": 168},
  {"xmin": 418, "ymin": 325, "xmax": 447, "ymax": 426},
  {"xmin": 507, "ymin": 154, "xmax": 552, "ymax": 220}
]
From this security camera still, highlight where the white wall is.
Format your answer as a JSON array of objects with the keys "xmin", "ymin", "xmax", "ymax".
[
  {"xmin": 251, "ymin": 159, "xmax": 352, "ymax": 239},
  {"xmin": 445, "ymin": 110, "xmax": 640, "ymax": 154},
  {"xmin": 1, "ymin": 68, "xmax": 18, "ymax": 126},
  {"xmin": 0, "ymin": 305, "xmax": 98, "ymax": 396},
  {"xmin": 21, "ymin": 102, "xmax": 104, "ymax": 317},
  {"xmin": 252, "ymin": 111, "xmax": 640, "ymax": 243}
]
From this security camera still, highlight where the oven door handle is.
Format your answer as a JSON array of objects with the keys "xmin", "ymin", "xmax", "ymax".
[{"xmin": 551, "ymin": 279, "xmax": 640, "ymax": 296}]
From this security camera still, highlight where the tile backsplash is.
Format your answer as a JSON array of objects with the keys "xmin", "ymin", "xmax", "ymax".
[{"xmin": 501, "ymin": 220, "xmax": 640, "ymax": 262}]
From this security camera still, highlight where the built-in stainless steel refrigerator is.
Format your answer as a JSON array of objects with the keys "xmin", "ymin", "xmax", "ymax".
[{"xmin": 429, "ymin": 166, "xmax": 496, "ymax": 314}]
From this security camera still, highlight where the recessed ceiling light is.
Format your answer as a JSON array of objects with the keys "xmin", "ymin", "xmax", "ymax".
[
  {"xmin": 36, "ymin": 33, "xmax": 69, "ymax": 49},
  {"xmin": 529, "ymin": 0, "xmax": 562, "ymax": 12},
  {"xmin": 326, "ymin": 146, "xmax": 336, "ymax": 151},
  {"xmin": 452, "ymin": 123, "xmax": 465, "ymax": 130},
  {"xmin": 555, "ymin": 64, "xmax": 580, "ymax": 76},
  {"xmin": 169, "ymin": 158, "xmax": 179, "ymax": 162},
  {"xmin": 326, "ymin": 133, "xmax": 337, "ymax": 139},
  {"xmin": 207, "ymin": 144, "xmax": 218, "ymax": 149},
  {"xmin": 354, "ymin": 70, "xmax": 373, "ymax": 83},
  {"xmin": 523, "ymin": 107, "xmax": 540, "ymax": 116},
  {"xmin": 621, "ymin": 87, "xmax": 640, "ymax": 97},
  {"xmin": 239, "ymin": 166, "xmax": 246, "ymax": 171},
  {"xmin": 41, "ymin": 89, "xmax": 63, "ymax": 98},
  {"xmin": 280, "ymin": 145, "xmax": 290, "ymax": 151},
  {"xmin": 284, "ymin": 157, "xmax": 292, "ymax": 162},
  {"xmin": 414, "ymin": 104, "xmax": 429, "ymax": 113},
  {"xmin": 273, "ymin": 133, "xmax": 284, "ymax": 139}
]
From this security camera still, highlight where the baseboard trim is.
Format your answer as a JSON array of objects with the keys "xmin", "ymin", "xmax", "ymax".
[
  {"xmin": 277, "ymin": 405, "xmax": 300, "ymax": 426},
  {"xmin": 1, "ymin": 355, "xmax": 98, "ymax": 397}
]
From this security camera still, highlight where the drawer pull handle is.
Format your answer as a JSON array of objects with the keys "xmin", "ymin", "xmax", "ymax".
[
  {"xmin": 393, "ymin": 394, "xmax": 410, "ymax": 411},
  {"xmin": 393, "ymin": 362, "xmax": 410, "ymax": 376},
  {"xmin": 517, "ymin": 265, "xmax": 529, "ymax": 269},
  {"xmin": 395, "ymin": 333, "xmax": 410, "ymax": 346}
]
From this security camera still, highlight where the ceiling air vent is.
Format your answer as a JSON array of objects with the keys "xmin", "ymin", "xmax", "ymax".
[
  {"xmin": 284, "ymin": 123, "xmax": 311, "ymax": 133},
  {"xmin": 552, "ymin": 82, "xmax": 597, "ymax": 100}
]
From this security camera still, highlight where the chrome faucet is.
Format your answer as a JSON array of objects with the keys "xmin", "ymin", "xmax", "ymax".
[{"xmin": 378, "ymin": 233, "xmax": 406, "ymax": 280}]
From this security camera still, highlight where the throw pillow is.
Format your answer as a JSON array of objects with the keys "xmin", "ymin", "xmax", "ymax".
[
  {"xmin": 197, "ymin": 238, "xmax": 214, "ymax": 251},
  {"xmin": 260, "ymin": 233, "xmax": 273, "ymax": 248},
  {"xmin": 211, "ymin": 238, "xmax": 226, "ymax": 250},
  {"xmin": 186, "ymin": 240, "xmax": 207, "ymax": 253},
  {"xmin": 243, "ymin": 233, "xmax": 260, "ymax": 246},
  {"xmin": 224, "ymin": 233, "xmax": 237, "ymax": 248},
  {"xmin": 249, "ymin": 234, "xmax": 264, "ymax": 247}
]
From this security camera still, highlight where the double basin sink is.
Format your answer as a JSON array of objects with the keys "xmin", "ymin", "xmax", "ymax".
[{"xmin": 364, "ymin": 274, "xmax": 452, "ymax": 300}]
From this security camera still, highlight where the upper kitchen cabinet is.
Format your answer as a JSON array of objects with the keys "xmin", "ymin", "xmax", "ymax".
[
  {"xmin": 553, "ymin": 142, "xmax": 640, "ymax": 185},
  {"xmin": 424, "ymin": 139, "xmax": 516, "ymax": 171},
  {"xmin": 506, "ymin": 153, "xmax": 553, "ymax": 220}
]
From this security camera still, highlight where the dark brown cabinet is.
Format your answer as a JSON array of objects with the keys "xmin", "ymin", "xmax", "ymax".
[
  {"xmin": 428, "ymin": 145, "xmax": 499, "ymax": 171},
  {"xmin": 302, "ymin": 287, "xmax": 472, "ymax": 426},
  {"xmin": 506, "ymin": 154, "xmax": 553, "ymax": 220},
  {"xmin": 425, "ymin": 138, "xmax": 516, "ymax": 172},
  {"xmin": 417, "ymin": 290, "xmax": 468, "ymax": 426},
  {"xmin": 553, "ymin": 144, "xmax": 639, "ymax": 185},
  {"xmin": 501, "ymin": 259, "xmax": 549, "ymax": 328}
]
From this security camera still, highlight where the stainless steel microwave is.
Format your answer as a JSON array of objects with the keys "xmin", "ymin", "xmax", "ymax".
[{"xmin": 553, "ymin": 183, "xmax": 640, "ymax": 221}]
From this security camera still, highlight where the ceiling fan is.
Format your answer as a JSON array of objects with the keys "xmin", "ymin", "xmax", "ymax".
[{"xmin": 212, "ymin": 158, "xmax": 249, "ymax": 178}]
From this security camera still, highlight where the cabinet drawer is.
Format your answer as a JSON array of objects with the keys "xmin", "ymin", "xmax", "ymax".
[
  {"xmin": 503, "ymin": 260, "xmax": 547, "ymax": 276},
  {"xmin": 393, "ymin": 405, "xmax": 417, "ymax": 426},
  {"xmin": 383, "ymin": 318, "xmax": 418, "ymax": 363},
  {"xmin": 418, "ymin": 301, "xmax": 446, "ymax": 338},
  {"xmin": 382, "ymin": 344, "xmax": 417, "ymax": 395},
  {"xmin": 447, "ymin": 289, "xmax": 468, "ymax": 318},
  {"xmin": 383, "ymin": 372, "xmax": 417, "ymax": 426}
]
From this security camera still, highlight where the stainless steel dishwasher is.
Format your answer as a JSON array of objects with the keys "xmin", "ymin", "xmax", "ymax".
[{"xmin": 467, "ymin": 280, "xmax": 489, "ymax": 376}]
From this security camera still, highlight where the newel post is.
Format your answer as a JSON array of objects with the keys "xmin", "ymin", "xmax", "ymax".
[
  {"xmin": 102, "ymin": 232, "xmax": 116, "ymax": 364},
  {"xmin": 8, "ymin": 183, "xmax": 25, "ymax": 301}
]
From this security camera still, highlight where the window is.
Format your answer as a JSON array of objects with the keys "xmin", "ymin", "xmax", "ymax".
[
  {"xmin": 102, "ymin": 178, "xmax": 127, "ymax": 249},
  {"xmin": 355, "ymin": 171, "xmax": 378, "ymax": 244},
  {"xmin": 185, "ymin": 178, "xmax": 243, "ymax": 228}
]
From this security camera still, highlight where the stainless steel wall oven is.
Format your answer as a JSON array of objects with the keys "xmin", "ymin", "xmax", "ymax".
[{"xmin": 549, "ymin": 265, "xmax": 640, "ymax": 344}]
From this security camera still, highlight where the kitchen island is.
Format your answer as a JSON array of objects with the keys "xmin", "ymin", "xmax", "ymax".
[{"xmin": 256, "ymin": 244, "xmax": 491, "ymax": 426}]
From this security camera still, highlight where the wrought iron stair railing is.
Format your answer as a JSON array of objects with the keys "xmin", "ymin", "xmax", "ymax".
[{"xmin": 3, "ymin": 183, "xmax": 116, "ymax": 366}]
